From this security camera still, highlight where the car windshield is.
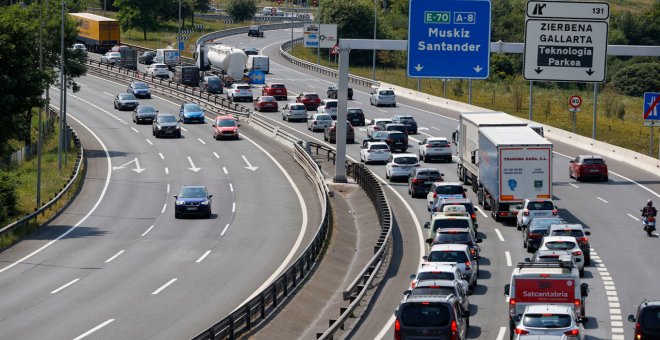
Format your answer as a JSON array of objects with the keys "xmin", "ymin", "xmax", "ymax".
[
  {"xmin": 132, "ymin": 83, "xmax": 148, "ymax": 89},
  {"xmin": 393, "ymin": 157, "xmax": 417, "ymax": 165},
  {"xmin": 379, "ymin": 90, "xmax": 394, "ymax": 95},
  {"xmin": 179, "ymin": 187, "xmax": 207, "ymax": 198},
  {"xmin": 184, "ymin": 104, "xmax": 202, "ymax": 112},
  {"xmin": 417, "ymin": 271, "xmax": 456, "ymax": 281},
  {"xmin": 429, "ymin": 140, "xmax": 449, "ymax": 147},
  {"xmin": 399, "ymin": 117, "xmax": 415, "ymax": 122},
  {"xmin": 551, "ymin": 230, "xmax": 584, "ymax": 237},
  {"xmin": 369, "ymin": 144, "xmax": 389, "ymax": 150},
  {"xmin": 530, "ymin": 218, "xmax": 562, "ymax": 229},
  {"xmin": 217, "ymin": 119, "xmax": 236, "ymax": 127},
  {"xmin": 435, "ymin": 185, "xmax": 464, "ymax": 195},
  {"xmin": 522, "ymin": 313, "xmax": 572, "ymax": 328},
  {"xmin": 416, "ymin": 171, "xmax": 441, "ymax": 179},
  {"xmin": 411, "ymin": 287, "xmax": 455, "ymax": 296},
  {"xmin": 400, "ymin": 303, "xmax": 450, "ymax": 327},
  {"xmin": 427, "ymin": 250, "xmax": 468, "ymax": 262},
  {"xmin": 528, "ymin": 201, "xmax": 555, "ymax": 210},
  {"xmin": 435, "ymin": 232, "xmax": 471, "ymax": 243},
  {"xmin": 155, "ymin": 64, "xmax": 167, "ymax": 69},
  {"xmin": 157, "ymin": 115, "xmax": 176, "ymax": 123},
  {"xmin": 529, "ymin": 225, "xmax": 552, "ymax": 234},
  {"xmin": 145, "ymin": 51, "xmax": 155, "ymax": 56},
  {"xmin": 375, "ymin": 120, "xmax": 392, "ymax": 127},
  {"xmin": 433, "ymin": 219, "xmax": 470, "ymax": 230},
  {"xmin": 207, "ymin": 77, "xmax": 221, "ymax": 85},
  {"xmin": 324, "ymin": 101, "xmax": 337, "ymax": 108},
  {"xmin": 545, "ymin": 241, "xmax": 576, "ymax": 250},
  {"xmin": 137, "ymin": 106, "xmax": 156, "ymax": 113},
  {"xmin": 316, "ymin": 115, "xmax": 331, "ymax": 121},
  {"xmin": 108, "ymin": 52, "xmax": 120, "ymax": 57},
  {"xmin": 582, "ymin": 158, "xmax": 604, "ymax": 165},
  {"xmin": 119, "ymin": 94, "xmax": 136, "ymax": 100},
  {"xmin": 640, "ymin": 307, "xmax": 660, "ymax": 331},
  {"xmin": 250, "ymin": 26, "xmax": 259, "ymax": 30}
]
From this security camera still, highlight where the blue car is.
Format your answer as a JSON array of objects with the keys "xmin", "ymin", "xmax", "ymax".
[
  {"xmin": 174, "ymin": 185, "xmax": 212, "ymax": 218},
  {"xmin": 179, "ymin": 103, "xmax": 205, "ymax": 123},
  {"xmin": 127, "ymin": 81, "xmax": 151, "ymax": 99}
]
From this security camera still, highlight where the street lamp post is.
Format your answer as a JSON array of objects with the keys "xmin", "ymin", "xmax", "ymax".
[
  {"xmin": 371, "ymin": 0, "xmax": 377, "ymax": 80},
  {"xmin": 37, "ymin": 0, "xmax": 44, "ymax": 206},
  {"xmin": 58, "ymin": 0, "xmax": 65, "ymax": 171}
]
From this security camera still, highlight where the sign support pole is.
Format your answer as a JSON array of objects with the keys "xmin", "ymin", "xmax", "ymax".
[
  {"xmin": 529, "ymin": 81, "xmax": 533, "ymax": 120},
  {"xmin": 468, "ymin": 80, "xmax": 473, "ymax": 104},
  {"xmin": 572, "ymin": 110, "xmax": 576, "ymax": 133},
  {"xmin": 417, "ymin": 79, "xmax": 421, "ymax": 92},
  {"xmin": 650, "ymin": 126, "xmax": 654, "ymax": 157},
  {"xmin": 593, "ymin": 83, "xmax": 598, "ymax": 139}
]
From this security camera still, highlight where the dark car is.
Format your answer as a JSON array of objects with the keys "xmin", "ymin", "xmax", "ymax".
[
  {"xmin": 247, "ymin": 25, "xmax": 264, "ymax": 37},
  {"xmin": 152, "ymin": 113, "xmax": 181, "ymax": 138},
  {"xmin": 347, "ymin": 108, "xmax": 365, "ymax": 126},
  {"xmin": 243, "ymin": 47, "xmax": 259, "ymax": 56},
  {"xmin": 628, "ymin": 300, "xmax": 660, "ymax": 340},
  {"xmin": 395, "ymin": 294, "xmax": 469, "ymax": 340},
  {"xmin": 327, "ymin": 84, "xmax": 353, "ymax": 100},
  {"xmin": 127, "ymin": 81, "xmax": 152, "ymax": 99},
  {"xmin": 382, "ymin": 131, "xmax": 408, "ymax": 153},
  {"xmin": 174, "ymin": 185, "xmax": 212, "ymax": 218},
  {"xmin": 200, "ymin": 75, "xmax": 223, "ymax": 94},
  {"xmin": 408, "ymin": 168, "xmax": 444, "ymax": 198},
  {"xmin": 133, "ymin": 105, "xmax": 158, "ymax": 124},
  {"xmin": 138, "ymin": 51, "xmax": 155, "ymax": 65},
  {"xmin": 113, "ymin": 93, "xmax": 138, "ymax": 111},
  {"xmin": 392, "ymin": 114, "xmax": 418, "ymax": 134},
  {"xmin": 427, "ymin": 228, "xmax": 482, "ymax": 261},
  {"xmin": 569, "ymin": 154, "xmax": 608, "ymax": 182},
  {"xmin": 523, "ymin": 217, "xmax": 562, "ymax": 253},
  {"xmin": 324, "ymin": 121, "xmax": 355, "ymax": 144}
]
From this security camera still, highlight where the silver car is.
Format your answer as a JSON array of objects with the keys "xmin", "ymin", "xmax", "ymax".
[
  {"xmin": 282, "ymin": 103, "xmax": 308, "ymax": 122},
  {"xmin": 370, "ymin": 88, "xmax": 396, "ymax": 107},
  {"xmin": 114, "ymin": 93, "xmax": 139, "ymax": 111},
  {"xmin": 101, "ymin": 51, "xmax": 121, "ymax": 65},
  {"xmin": 513, "ymin": 304, "xmax": 585, "ymax": 340},
  {"xmin": 307, "ymin": 113, "xmax": 332, "ymax": 132}
]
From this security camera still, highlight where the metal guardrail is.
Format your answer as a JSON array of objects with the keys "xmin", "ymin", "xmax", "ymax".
[
  {"xmin": 195, "ymin": 22, "xmax": 307, "ymax": 48},
  {"xmin": 280, "ymin": 38, "xmax": 381, "ymax": 88},
  {"xmin": 0, "ymin": 106, "xmax": 84, "ymax": 249}
]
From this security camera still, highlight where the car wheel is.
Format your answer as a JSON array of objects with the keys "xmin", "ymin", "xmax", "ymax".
[
  {"xmin": 585, "ymin": 256, "xmax": 591, "ymax": 266},
  {"xmin": 385, "ymin": 171, "xmax": 390, "ymax": 179},
  {"xmin": 579, "ymin": 268, "xmax": 585, "ymax": 278},
  {"xmin": 175, "ymin": 212, "xmax": 180, "ymax": 219},
  {"xmin": 348, "ymin": 139, "xmax": 354, "ymax": 144},
  {"xmin": 206, "ymin": 210, "xmax": 211, "ymax": 218},
  {"xmin": 603, "ymin": 176, "xmax": 608, "ymax": 182}
]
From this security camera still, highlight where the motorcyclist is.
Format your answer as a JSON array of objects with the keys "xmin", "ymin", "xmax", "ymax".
[{"xmin": 642, "ymin": 199, "xmax": 658, "ymax": 228}]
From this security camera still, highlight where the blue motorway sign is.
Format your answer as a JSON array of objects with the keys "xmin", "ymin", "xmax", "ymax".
[
  {"xmin": 248, "ymin": 70, "xmax": 266, "ymax": 85},
  {"xmin": 178, "ymin": 41, "xmax": 184, "ymax": 51},
  {"xmin": 407, "ymin": 0, "xmax": 492, "ymax": 79},
  {"xmin": 643, "ymin": 92, "xmax": 660, "ymax": 125}
]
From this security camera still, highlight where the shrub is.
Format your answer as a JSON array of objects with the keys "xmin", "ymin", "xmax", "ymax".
[
  {"xmin": 611, "ymin": 62, "xmax": 660, "ymax": 97},
  {"xmin": 0, "ymin": 171, "xmax": 18, "ymax": 221}
]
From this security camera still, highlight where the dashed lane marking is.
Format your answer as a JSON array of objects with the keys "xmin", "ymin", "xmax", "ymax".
[
  {"xmin": 73, "ymin": 319, "xmax": 115, "ymax": 340},
  {"xmin": 50, "ymin": 278, "xmax": 80, "ymax": 294},
  {"xmin": 196, "ymin": 250, "xmax": 211, "ymax": 263},
  {"xmin": 151, "ymin": 278, "xmax": 177, "ymax": 295},
  {"xmin": 494, "ymin": 228, "xmax": 505, "ymax": 242},
  {"xmin": 597, "ymin": 196, "xmax": 608, "ymax": 203}
]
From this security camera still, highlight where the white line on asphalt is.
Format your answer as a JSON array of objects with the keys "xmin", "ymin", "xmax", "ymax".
[
  {"xmin": 73, "ymin": 319, "xmax": 115, "ymax": 340},
  {"xmin": 569, "ymin": 183, "xmax": 579, "ymax": 188},
  {"xmin": 419, "ymin": 131, "xmax": 433, "ymax": 137},
  {"xmin": 165, "ymin": 167, "xmax": 169, "ymax": 175},
  {"xmin": 198, "ymin": 138, "xmax": 206, "ymax": 145},
  {"xmin": 505, "ymin": 251, "xmax": 512, "ymax": 267},
  {"xmin": 0, "ymin": 110, "xmax": 113, "ymax": 274},
  {"xmin": 223, "ymin": 167, "xmax": 228, "ymax": 175},
  {"xmin": 495, "ymin": 228, "xmax": 505, "ymax": 242},
  {"xmin": 180, "ymin": 127, "xmax": 188, "ymax": 132},
  {"xmin": 378, "ymin": 109, "xmax": 386, "ymax": 112},
  {"xmin": 213, "ymin": 152, "xmax": 220, "ymax": 159},
  {"xmin": 159, "ymin": 152, "xmax": 164, "ymax": 160},
  {"xmin": 146, "ymin": 139, "xmax": 153, "ymax": 146},
  {"xmin": 354, "ymin": 100, "xmax": 362, "ymax": 104},
  {"xmin": 166, "ymin": 184, "xmax": 170, "ymax": 193},
  {"xmin": 232, "ymin": 202, "xmax": 236, "ymax": 213},
  {"xmin": 196, "ymin": 250, "xmax": 211, "ymax": 263},
  {"xmin": 141, "ymin": 225, "xmax": 154, "ymax": 237},
  {"xmin": 628, "ymin": 214, "xmax": 640, "ymax": 221},
  {"xmin": 597, "ymin": 196, "xmax": 609, "ymax": 203},
  {"xmin": 221, "ymin": 223, "xmax": 230, "ymax": 236},
  {"xmin": 103, "ymin": 92, "xmax": 114, "ymax": 97},
  {"xmin": 496, "ymin": 327, "xmax": 507, "ymax": 340},
  {"xmin": 131, "ymin": 127, "xmax": 139, "ymax": 133},
  {"xmin": 161, "ymin": 204, "xmax": 166, "ymax": 214},
  {"xmin": 50, "ymin": 278, "xmax": 80, "ymax": 294},
  {"xmin": 230, "ymin": 183, "xmax": 234, "ymax": 192},
  {"xmin": 152, "ymin": 278, "xmax": 177, "ymax": 295},
  {"xmin": 409, "ymin": 136, "xmax": 421, "ymax": 143},
  {"xmin": 105, "ymin": 250, "xmax": 125, "ymax": 263},
  {"xmin": 78, "ymin": 82, "xmax": 87, "ymax": 87},
  {"xmin": 477, "ymin": 207, "xmax": 488, "ymax": 218},
  {"xmin": 431, "ymin": 126, "xmax": 442, "ymax": 131}
]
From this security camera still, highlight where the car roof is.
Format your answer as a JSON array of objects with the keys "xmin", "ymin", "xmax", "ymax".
[
  {"xmin": 426, "ymin": 137, "xmax": 449, "ymax": 142},
  {"xmin": 302, "ymin": 92, "xmax": 318, "ymax": 95},
  {"xmin": 322, "ymin": 99, "xmax": 338, "ymax": 103},
  {"xmin": 578, "ymin": 154, "xmax": 603, "ymax": 159},
  {"xmin": 523, "ymin": 304, "xmax": 573, "ymax": 314},
  {"xmin": 152, "ymin": 63, "xmax": 167, "ymax": 66},
  {"xmin": 347, "ymin": 107, "xmax": 362, "ymax": 111},
  {"xmin": 386, "ymin": 123, "xmax": 405, "ymax": 127},
  {"xmin": 400, "ymin": 294, "xmax": 456, "ymax": 304},
  {"xmin": 244, "ymin": 47, "xmax": 259, "ymax": 51},
  {"xmin": 392, "ymin": 153, "xmax": 417, "ymax": 158},
  {"xmin": 416, "ymin": 167, "xmax": 441, "ymax": 172},
  {"xmin": 439, "ymin": 198, "xmax": 472, "ymax": 204},
  {"xmin": 549, "ymin": 224, "xmax": 584, "ymax": 231},
  {"xmin": 373, "ymin": 118, "xmax": 392, "ymax": 122},
  {"xmin": 429, "ymin": 243, "xmax": 470, "ymax": 251},
  {"xmin": 216, "ymin": 115, "xmax": 234, "ymax": 120},
  {"xmin": 417, "ymin": 262, "xmax": 459, "ymax": 272},
  {"xmin": 435, "ymin": 182, "xmax": 462, "ymax": 186},
  {"xmin": 268, "ymin": 82, "xmax": 285, "ymax": 86},
  {"xmin": 314, "ymin": 113, "xmax": 331, "ymax": 118},
  {"xmin": 367, "ymin": 141, "xmax": 389, "ymax": 147},
  {"xmin": 415, "ymin": 279, "xmax": 457, "ymax": 287},
  {"xmin": 542, "ymin": 236, "xmax": 578, "ymax": 243},
  {"xmin": 437, "ymin": 228, "xmax": 471, "ymax": 233},
  {"xmin": 181, "ymin": 185, "xmax": 206, "ymax": 189}
]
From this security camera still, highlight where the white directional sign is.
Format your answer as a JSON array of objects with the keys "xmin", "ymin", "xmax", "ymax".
[
  {"xmin": 523, "ymin": 1, "xmax": 609, "ymax": 82},
  {"xmin": 303, "ymin": 24, "xmax": 337, "ymax": 48}
]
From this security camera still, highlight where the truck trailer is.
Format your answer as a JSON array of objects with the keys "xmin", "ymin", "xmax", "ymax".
[
  {"xmin": 476, "ymin": 126, "xmax": 553, "ymax": 221},
  {"xmin": 196, "ymin": 44, "xmax": 248, "ymax": 86},
  {"xmin": 154, "ymin": 49, "xmax": 180, "ymax": 70},
  {"xmin": 69, "ymin": 13, "xmax": 120, "ymax": 53}
]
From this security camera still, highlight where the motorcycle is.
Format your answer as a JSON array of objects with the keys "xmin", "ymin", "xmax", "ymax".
[{"xmin": 643, "ymin": 216, "xmax": 656, "ymax": 237}]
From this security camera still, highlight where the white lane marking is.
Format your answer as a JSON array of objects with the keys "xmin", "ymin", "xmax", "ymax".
[
  {"xmin": 103, "ymin": 92, "xmax": 114, "ymax": 97},
  {"xmin": 378, "ymin": 109, "xmax": 386, "ymax": 113},
  {"xmin": 213, "ymin": 152, "xmax": 220, "ymax": 159},
  {"xmin": 597, "ymin": 196, "xmax": 608, "ymax": 203},
  {"xmin": 476, "ymin": 207, "xmax": 488, "ymax": 218},
  {"xmin": 78, "ymin": 82, "xmax": 87, "ymax": 87},
  {"xmin": 131, "ymin": 127, "xmax": 139, "ymax": 133},
  {"xmin": 105, "ymin": 250, "xmax": 125, "ymax": 263},
  {"xmin": 165, "ymin": 167, "xmax": 169, "ymax": 175},
  {"xmin": 159, "ymin": 152, "xmax": 164, "ymax": 160},
  {"xmin": 230, "ymin": 183, "xmax": 234, "ymax": 192},
  {"xmin": 569, "ymin": 183, "xmax": 579, "ymax": 188},
  {"xmin": 628, "ymin": 214, "xmax": 640, "ymax": 221},
  {"xmin": 354, "ymin": 100, "xmax": 362, "ymax": 104},
  {"xmin": 73, "ymin": 319, "xmax": 115, "ymax": 340},
  {"xmin": 0, "ymin": 110, "xmax": 113, "ymax": 274},
  {"xmin": 419, "ymin": 131, "xmax": 433, "ymax": 138},
  {"xmin": 161, "ymin": 204, "xmax": 166, "ymax": 213},
  {"xmin": 196, "ymin": 250, "xmax": 211, "ymax": 263},
  {"xmin": 505, "ymin": 251, "xmax": 512, "ymax": 267},
  {"xmin": 152, "ymin": 278, "xmax": 177, "ymax": 295},
  {"xmin": 495, "ymin": 228, "xmax": 505, "ymax": 242},
  {"xmin": 496, "ymin": 327, "xmax": 507, "ymax": 340},
  {"xmin": 223, "ymin": 167, "xmax": 228, "ymax": 175},
  {"xmin": 180, "ymin": 127, "xmax": 188, "ymax": 132},
  {"xmin": 232, "ymin": 202, "xmax": 236, "ymax": 213},
  {"xmin": 50, "ymin": 278, "xmax": 80, "ymax": 294},
  {"xmin": 141, "ymin": 225, "xmax": 155, "ymax": 237},
  {"xmin": 198, "ymin": 138, "xmax": 206, "ymax": 145},
  {"xmin": 409, "ymin": 136, "xmax": 421, "ymax": 144},
  {"xmin": 221, "ymin": 223, "xmax": 230, "ymax": 236},
  {"xmin": 151, "ymin": 95, "xmax": 181, "ymax": 106},
  {"xmin": 146, "ymin": 139, "xmax": 153, "ymax": 146},
  {"xmin": 431, "ymin": 126, "xmax": 442, "ymax": 131},
  {"xmin": 167, "ymin": 184, "xmax": 170, "ymax": 193}
]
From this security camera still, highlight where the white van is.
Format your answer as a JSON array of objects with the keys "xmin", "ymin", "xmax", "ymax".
[{"xmin": 246, "ymin": 55, "xmax": 270, "ymax": 73}]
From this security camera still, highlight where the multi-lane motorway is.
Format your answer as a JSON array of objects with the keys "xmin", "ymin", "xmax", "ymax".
[{"xmin": 0, "ymin": 26, "xmax": 658, "ymax": 340}]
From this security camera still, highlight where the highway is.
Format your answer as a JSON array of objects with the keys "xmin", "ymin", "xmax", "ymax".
[
  {"xmin": 215, "ymin": 28, "xmax": 660, "ymax": 339},
  {"xmin": 0, "ymin": 59, "xmax": 321, "ymax": 338}
]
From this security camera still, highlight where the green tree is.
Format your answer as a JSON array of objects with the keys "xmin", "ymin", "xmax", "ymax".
[
  {"xmin": 611, "ymin": 62, "xmax": 660, "ymax": 96},
  {"xmin": 319, "ymin": 0, "xmax": 375, "ymax": 64},
  {"xmin": 225, "ymin": 0, "xmax": 256, "ymax": 22},
  {"xmin": 114, "ymin": 0, "xmax": 162, "ymax": 40}
]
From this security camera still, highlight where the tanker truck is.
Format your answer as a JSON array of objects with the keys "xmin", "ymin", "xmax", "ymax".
[{"xmin": 195, "ymin": 44, "xmax": 248, "ymax": 86}]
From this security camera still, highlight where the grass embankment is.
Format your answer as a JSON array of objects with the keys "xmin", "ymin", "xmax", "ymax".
[{"xmin": 291, "ymin": 44, "xmax": 657, "ymax": 157}]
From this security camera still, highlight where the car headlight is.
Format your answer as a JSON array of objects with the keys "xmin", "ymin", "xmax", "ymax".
[
  {"xmin": 175, "ymin": 126, "xmax": 180, "ymax": 129},
  {"xmin": 176, "ymin": 200, "xmax": 185, "ymax": 205},
  {"xmin": 200, "ymin": 201, "xmax": 209, "ymax": 205}
]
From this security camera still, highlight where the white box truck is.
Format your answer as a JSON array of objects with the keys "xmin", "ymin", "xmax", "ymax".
[
  {"xmin": 154, "ymin": 48, "xmax": 180, "ymax": 70},
  {"xmin": 246, "ymin": 55, "xmax": 269, "ymax": 73},
  {"xmin": 475, "ymin": 126, "xmax": 553, "ymax": 221}
]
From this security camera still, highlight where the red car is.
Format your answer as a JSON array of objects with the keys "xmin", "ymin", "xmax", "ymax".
[
  {"xmin": 262, "ymin": 83, "xmax": 288, "ymax": 100},
  {"xmin": 296, "ymin": 92, "xmax": 321, "ymax": 111},
  {"xmin": 569, "ymin": 154, "xmax": 608, "ymax": 181},
  {"xmin": 253, "ymin": 96, "xmax": 278, "ymax": 112},
  {"xmin": 212, "ymin": 115, "xmax": 239, "ymax": 140}
]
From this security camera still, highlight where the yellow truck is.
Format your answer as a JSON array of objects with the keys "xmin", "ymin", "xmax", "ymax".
[{"xmin": 69, "ymin": 13, "xmax": 120, "ymax": 52}]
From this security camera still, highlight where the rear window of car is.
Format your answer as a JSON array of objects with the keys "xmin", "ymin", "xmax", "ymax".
[
  {"xmin": 433, "ymin": 219, "xmax": 470, "ymax": 230},
  {"xmin": 207, "ymin": 77, "xmax": 221, "ymax": 85},
  {"xmin": 428, "ymin": 250, "xmax": 469, "ymax": 262},
  {"xmin": 582, "ymin": 158, "xmax": 605, "ymax": 165},
  {"xmin": 400, "ymin": 117, "xmax": 415, "ymax": 122},
  {"xmin": 429, "ymin": 140, "xmax": 449, "ymax": 147},
  {"xmin": 154, "ymin": 64, "xmax": 167, "ymax": 69},
  {"xmin": 640, "ymin": 307, "xmax": 660, "ymax": 331},
  {"xmin": 137, "ymin": 106, "xmax": 156, "ymax": 113},
  {"xmin": 439, "ymin": 203, "xmax": 474, "ymax": 215},
  {"xmin": 529, "ymin": 218, "xmax": 562, "ymax": 229},
  {"xmin": 369, "ymin": 144, "xmax": 389, "ymax": 150},
  {"xmin": 411, "ymin": 287, "xmax": 456, "ymax": 296},
  {"xmin": 528, "ymin": 201, "xmax": 555, "ymax": 210},
  {"xmin": 324, "ymin": 101, "xmax": 337, "ymax": 108},
  {"xmin": 119, "ymin": 94, "xmax": 136, "ymax": 100},
  {"xmin": 545, "ymin": 241, "xmax": 576, "ymax": 250},
  {"xmin": 237, "ymin": 85, "xmax": 250, "ymax": 90},
  {"xmin": 435, "ymin": 232, "xmax": 471, "ymax": 243},
  {"xmin": 387, "ymin": 132, "xmax": 406, "ymax": 140},
  {"xmin": 260, "ymin": 97, "xmax": 276, "ymax": 102},
  {"xmin": 394, "ymin": 157, "xmax": 418, "ymax": 165},
  {"xmin": 304, "ymin": 94, "xmax": 319, "ymax": 99},
  {"xmin": 348, "ymin": 109, "xmax": 363, "ymax": 114},
  {"xmin": 316, "ymin": 114, "xmax": 331, "ymax": 120},
  {"xmin": 379, "ymin": 90, "xmax": 394, "ymax": 96},
  {"xmin": 417, "ymin": 271, "xmax": 456, "ymax": 281},
  {"xmin": 400, "ymin": 303, "xmax": 451, "ymax": 327},
  {"xmin": 435, "ymin": 185, "xmax": 464, "ymax": 195},
  {"xmin": 529, "ymin": 225, "xmax": 552, "ymax": 234},
  {"xmin": 290, "ymin": 104, "xmax": 305, "ymax": 110},
  {"xmin": 386, "ymin": 125, "xmax": 407, "ymax": 133},
  {"xmin": 271, "ymin": 84, "xmax": 285, "ymax": 88},
  {"xmin": 522, "ymin": 314, "xmax": 572, "ymax": 328},
  {"xmin": 551, "ymin": 229, "xmax": 584, "ymax": 237},
  {"xmin": 417, "ymin": 170, "xmax": 441, "ymax": 179}
]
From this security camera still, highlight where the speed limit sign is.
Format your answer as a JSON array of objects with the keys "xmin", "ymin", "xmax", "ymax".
[{"xmin": 569, "ymin": 95, "xmax": 582, "ymax": 109}]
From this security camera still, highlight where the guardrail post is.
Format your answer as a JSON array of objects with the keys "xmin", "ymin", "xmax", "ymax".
[
  {"xmin": 245, "ymin": 304, "xmax": 251, "ymax": 330},
  {"xmin": 228, "ymin": 315, "xmax": 234, "ymax": 340},
  {"xmin": 260, "ymin": 293, "xmax": 266, "ymax": 319},
  {"xmin": 272, "ymin": 284, "xmax": 278, "ymax": 307}
]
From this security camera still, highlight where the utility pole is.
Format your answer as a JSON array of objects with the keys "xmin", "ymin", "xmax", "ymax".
[
  {"xmin": 371, "ymin": 0, "xmax": 377, "ymax": 80},
  {"xmin": 37, "ymin": 0, "xmax": 44, "ymax": 206},
  {"xmin": 58, "ymin": 0, "xmax": 65, "ymax": 171}
]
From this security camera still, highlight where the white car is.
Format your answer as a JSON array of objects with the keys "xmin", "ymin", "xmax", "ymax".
[
  {"xmin": 366, "ymin": 118, "xmax": 392, "ymax": 138},
  {"xmin": 424, "ymin": 243, "xmax": 478, "ymax": 289},
  {"xmin": 538, "ymin": 236, "xmax": 585, "ymax": 277},
  {"xmin": 426, "ymin": 182, "xmax": 466, "ymax": 211},
  {"xmin": 385, "ymin": 153, "xmax": 419, "ymax": 181},
  {"xmin": 418, "ymin": 137, "xmax": 453, "ymax": 162},
  {"xmin": 227, "ymin": 83, "xmax": 253, "ymax": 102},
  {"xmin": 317, "ymin": 99, "xmax": 338, "ymax": 119},
  {"xmin": 360, "ymin": 141, "xmax": 391, "ymax": 164},
  {"xmin": 516, "ymin": 199, "xmax": 558, "ymax": 230},
  {"xmin": 101, "ymin": 51, "xmax": 121, "ymax": 65},
  {"xmin": 282, "ymin": 103, "xmax": 307, "ymax": 122},
  {"xmin": 369, "ymin": 87, "xmax": 396, "ymax": 107},
  {"xmin": 146, "ymin": 63, "xmax": 169, "ymax": 77},
  {"xmin": 513, "ymin": 304, "xmax": 585, "ymax": 339},
  {"xmin": 72, "ymin": 43, "xmax": 87, "ymax": 55},
  {"xmin": 307, "ymin": 113, "xmax": 332, "ymax": 132},
  {"xmin": 409, "ymin": 262, "xmax": 469, "ymax": 293}
]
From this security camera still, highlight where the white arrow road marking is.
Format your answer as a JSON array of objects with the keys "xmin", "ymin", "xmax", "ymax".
[
  {"xmin": 415, "ymin": 64, "xmax": 423, "ymax": 72},
  {"xmin": 474, "ymin": 65, "xmax": 483, "ymax": 73},
  {"xmin": 242, "ymin": 155, "xmax": 259, "ymax": 171},
  {"xmin": 187, "ymin": 156, "xmax": 201, "ymax": 172},
  {"xmin": 418, "ymin": 127, "xmax": 429, "ymax": 131},
  {"xmin": 111, "ymin": 157, "xmax": 145, "ymax": 173}
]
